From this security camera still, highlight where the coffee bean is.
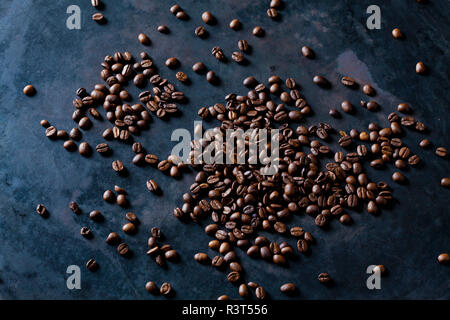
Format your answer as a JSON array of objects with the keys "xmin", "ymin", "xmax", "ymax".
[
  {"xmin": 398, "ymin": 103, "xmax": 412, "ymax": 114},
  {"xmin": 255, "ymin": 286, "xmax": 266, "ymax": 300},
  {"xmin": 419, "ymin": 138, "xmax": 431, "ymax": 148},
  {"xmin": 313, "ymin": 75, "xmax": 330, "ymax": 88},
  {"xmin": 86, "ymin": 258, "xmax": 98, "ymax": 271},
  {"xmin": 78, "ymin": 142, "xmax": 92, "ymax": 157},
  {"xmin": 229, "ymin": 19, "xmax": 241, "ymax": 30},
  {"xmin": 267, "ymin": 8, "xmax": 278, "ymax": 19},
  {"xmin": 176, "ymin": 11, "xmax": 188, "ymax": 20},
  {"xmin": 301, "ymin": 46, "xmax": 314, "ymax": 58},
  {"xmin": 69, "ymin": 128, "xmax": 82, "ymax": 141},
  {"xmin": 80, "ymin": 227, "xmax": 92, "ymax": 238},
  {"xmin": 160, "ymin": 282, "xmax": 172, "ymax": 296},
  {"xmin": 96, "ymin": 143, "xmax": 110, "ymax": 154},
  {"xmin": 63, "ymin": 140, "xmax": 76, "ymax": 151},
  {"xmin": 133, "ymin": 74, "xmax": 146, "ymax": 88},
  {"xmin": 117, "ymin": 243, "xmax": 129, "ymax": 256},
  {"xmin": 157, "ymin": 25, "xmax": 169, "ymax": 33},
  {"xmin": 392, "ymin": 28, "xmax": 403, "ymax": 39},
  {"xmin": 238, "ymin": 284, "xmax": 249, "ymax": 298},
  {"xmin": 36, "ymin": 204, "xmax": 47, "ymax": 216},
  {"xmin": 339, "ymin": 214, "xmax": 352, "ymax": 225},
  {"xmin": 340, "ymin": 100, "xmax": 354, "ymax": 113},
  {"xmin": 45, "ymin": 126, "xmax": 57, "ymax": 139},
  {"xmin": 165, "ymin": 57, "xmax": 179, "ymax": 69},
  {"xmin": 145, "ymin": 281, "xmax": 159, "ymax": 294},
  {"xmin": 206, "ymin": 70, "xmax": 217, "ymax": 84},
  {"xmin": 23, "ymin": 85, "xmax": 36, "ymax": 96},
  {"xmin": 192, "ymin": 62, "xmax": 206, "ymax": 74},
  {"xmin": 116, "ymin": 194, "xmax": 128, "ymax": 207},
  {"xmin": 280, "ymin": 283, "xmax": 296, "ymax": 295},
  {"xmin": 238, "ymin": 39, "xmax": 249, "ymax": 53},
  {"xmin": 92, "ymin": 13, "xmax": 105, "ymax": 24},
  {"xmin": 138, "ymin": 33, "xmax": 150, "ymax": 45},
  {"xmin": 329, "ymin": 108, "xmax": 340, "ymax": 118},
  {"xmin": 392, "ymin": 171, "xmax": 406, "ymax": 183},
  {"xmin": 122, "ymin": 222, "xmax": 136, "ymax": 234},
  {"xmin": 40, "ymin": 119, "xmax": 50, "ymax": 128},
  {"xmin": 195, "ymin": 26, "xmax": 207, "ymax": 38},
  {"xmin": 69, "ymin": 201, "xmax": 81, "ymax": 214},
  {"xmin": 440, "ymin": 177, "xmax": 450, "ymax": 189},
  {"xmin": 232, "ymin": 51, "xmax": 244, "ymax": 63},
  {"xmin": 175, "ymin": 71, "xmax": 188, "ymax": 83},
  {"xmin": 363, "ymin": 84, "xmax": 376, "ymax": 96},
  {"xmin": 416, "ymin": 61, "xmax": 426, "ymax": 74},
  {"xmin": 170, "ymin": 4, "xmax": 181, "ymax": 14},
  {"xmin": 438, "ymin": 253, "xmax": 450, "ymax": 264},
  {"xmin": 91, "ymin": 0, "xmax": 102, "ymax": 9},
  {"xmin": 201, "ymin": 11, "xmax": 215, "ymax": 24},
  {"xmin": 372, "ymin": 265, "xmax": 386, "ymax": 275},
  {"xmin": 89, "ymin": 210, "xmax": 103, "ymax": 221},
  {"xmin": 341, "ymin": 76, "xmax": 355, "ymax": 87},
  {"xmin": 146, "ymin": 179, "xmax": 159, "ymax": 193},
  {"xmin": 103, "ymin": 189, "xmax": 115, "ymax": 203},
  {"xmin": 112, "ymin": 160, "xmax": 124, "ymax": 172},
  {"xmin": 252, "ymin": 26, "xmax": 264, "ymax": 37},
  {"xmin": 436, "ymin": 147, "xmax": 447, "ymax": 157},
  {"xmin": 318, "ymin": 272, "xmax": 331, "ymax": 284},
  {"xmin": 106, "ymin": 232, "xmax": 119, "ymax": 245},
  {"xmin": 227, "ymin": 271, "xmax": 240, "ymax": 283}
]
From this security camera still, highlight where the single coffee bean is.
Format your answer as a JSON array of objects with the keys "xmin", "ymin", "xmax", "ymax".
[
  {"xmin": 92, "ymin": 12, "xmax": 105, "ymax": 24},
  {"xmin": 194, "ymin": 253, "xmax": 210, "ymax": 264},
  {"xmin": 229, "ymin": 19, "xmax": 241, "ymax": 30},
  {"xmin": 170, "ymin": 4, "xmax": 181, "ymax": 14},
  {"xmin": 206, "ymin": 70, "xmax": 217, "ymax": 84},
  {"xmin": 112, "ymin": 160, "xmax": 124, "ymax": 172},
  {"xmin": 176, "ymin": 71, "xmax": 188, "ymax": 82},
  {"xmin": 45, "ymin": 126, "xmax": 57, "ymax": 139},
  {"xmin": 392, "ymin": 28, "xmax": 403, "ymax": 39},
  {"xmin": 301, "ymin": 46, "xmax": 314, "ymax": 58},
  {"xmin": 103, "ymin": 189, "xmax": 115, "ymax": 203},
  {"xmin": 435, "ymin": 147, "xmax": 447, "ymax": 157},
  {"xmin": 86, "ymin": 258, "xmax": 98, "ymax": 271},
  {"xmin": 146, "ymin": 179, "xmax": 159, "ymax": 193},
  {"xmin": 339, "ymin": 214, "xmax": 352, "ymax": 224},
  {"xmin": 89, "ymin": 210, "xmax": 103, "ymax": 221},
  {"xmin": 160, "ymin": 282, "xmax": 172, "ymax": 296},
  {"xmin": 252, "ymin": 26, "xmax": 264, "ymax": 37},
  {"xmin": 363, "ymin": 84, "xmax": 376, "ymax": 96},
  {"xmin": 69, "ymin": 127, "xmax": 81, "ymax": 140},
  {"xmin": 419, "ymin": 138, "xmax": 431, "ymax": 148},
  {"xmin": 192, "ymin": 62, "xmax": 206, "ymax": 74},
  {"xmin": 78, "ymin": 117, "xmax": 92, "ymax": 130},
  {"xmin": 165, "ymin": 57, "xmax": 179, "ymax": 69},
  {"xmin": 329, "ymin": 108, "xmax": 340, "ymax": 118},
  {"xmin": 318, "ymin": 272, "xmax": 331, "ymax": 284},
  {"xmin": 416, "ymin": 61, "xmax": 426, "ymax": 74},
  {"xmin": 238, "ymin": 39, "xmax": 249, "ymax": 53},
  {"xmin": 116, "ymin": 194, "xmax": 128, "ymax": 207},
  {"xmin": 437, "ymin": 253, "xmax": 450, "ymax": 264},
  {"xmin": 392, "ymin": 171, "xmax": 406, "ymax": 183},
  {"xmin": 372, "ymin": 265, "xmax": 386, "ymax": 275},
  {"xmin": 40, "ymin": 119, "xmax": 50, "ymax": 128},
  {"xmin": 341, "ymin": 100, "xmax": 354, "ymax": 113},
  {"xmin": 176, "ymin": 11, "xmax": 188, "ymax": 20},
  {"xmin": 96, "ymin": 143, "xmax": 110, "ymax": 154},
  {"xmin": 195, "ymin": 26, "xmax": 207, "ymax": 38},
  {"xmin": 106, "ymin": 232, "xmax": 119, "ymax": 245},
  {"xmin": 313, "ymin": 75, "xmax": 330, "ymax": 88},
  {"xmin": 69, "ymin": 201, "xmax": 81, "ymax": 214},
  {"xmin": 63, "ymin": 140, "xmax": 76, "ymax": 151},
  {"xmin": 232, "ymin": 51, "xmax": 244, "ymax": 63},
  {"xmin": 297, "ymin": 239, "xmax": 309, "ymax": 253},
  {"xmin": 267, "ymin": 8, "xmax": 278, "ymax": 19},
  {"xmin": 157, "ymin": 25, "xmax": 169, "ymax": 33},
  {"xmin": 280, "ymin": 283, "xmax": 296, "ymax": 295},
  {"xmin": 341, "ymin": 76, "xmax": 355, "ymax": 87},
  {"xmin": 398, "ymin": 103, "xmax": 412, "ymax": 114},
  {"xmin": 80, "ymin": 227, "xmax": 92, "ymax": 238},
  {"xmin": 145, "ymin": 281, "xmax": 159, "ymax": 294},
  {"xmin": 78, "ymin": 142, "xmax": 92, "ymax": 157},
  {"xmin": 122, "ymin": 222, "xmax": 136, "ymax": 234},
  {"xmin": 133, "ymin": 73, "xmax": 146, "ymax": 88},
  {"xmin": 238, "ymin": 284, "xmax": 249, "ymax": 298},
  {"xmin": 117, "ymin": 243, "xmax": 129, "ymax": 256},
  {"xmin": 36, "ymin": 204, "xmax": 47, "ymax": 216},
  {"xmin": 441, "ymin": 178, "xmax": 450, "ymax": 189},
  {"xmin": 138, "ymin": 33, "xmax": 150, "ymax": 45},
  {"xmin": 201, "ymin": 11, "xmax": 215, "ymax": 24},
  {"xmin": 23, "ymin": 84, "xmax": 36, "ymax": 96}
]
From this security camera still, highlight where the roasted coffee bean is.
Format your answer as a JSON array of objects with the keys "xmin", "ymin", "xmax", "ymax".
[
  {"xmin": 441, "ymin": 178, "xmax": 450, "ymax": 189},
  {"xmin": 78, "ymin": 142, "xmax": 92, "ymax": 156},
  {"xmin": 36, "ymin": 204, "xmax": 47, "ymax": 216},
  {"xmin": 146, "ymin": 179, "xmax": 159, "ymax": 193},
  {"xmin": 165, "ymin": 57, "xmax": 179, "ymax": 69},
  {"xmin": 206, "ymin": 70, "xmax": 217, "ymax": 84},
  {"xmin": 96, "ymin": 143, "xmax": 110, "ymax": 154},
  {"xmin": 255, "ymin": 286, "xmax": 266, "ymax": 300},
  {"xmin": 86, "ymin": 258, "xmax": 98, "ymax": 271},
  {"xmin": 176, "ymin": 11, "xmax": 188, "ymax": 20},
  {"xmin": 112, "ymin": 160, "xmax": 124, "ymax": 172},
  {"xmin": 102, "ymin": 190, "xmax": 115, "ymax": 203},
  {"xmin": 80, "ymin": 227, "xmax": 92, "ymax": 238},
  {"xmin": 329, "ymin": 108, "xmax": 340, "ymax": 118},
  {"xmin": 23, "ymin": 84, "xmax": 36, "ymax": 96},
  {"xmin": 313, "ymin": 75, "xmax": 330, "ymax": 88},
  {"xmin": 117, "ymin": 243, "xmax": 129, "ymax": 255},
  {"xmin": 392, "ymin": 171, "xmax": 406, "ymax": 183},
  {"xmin": 78, "ymin": 117, "xmax": 92, "ymax": 130},
  {"xmin": 201, "ymin": 11, "xmax": 215, "ymax": 24},
  {"xmin": 229, "ymin": 18, "xmax": 241, "ymax": 30},
  {"xmin": 170, "ymin": 4, "xmax": 181, "ymax": 14},
  {"xmin": 157, "ymin": 25, "xmax": 169, "ymax": 33},
  {"xmin": 133, "ymin": 74, "xmax": 146, "ymax": 88},
  {"xmin": 436, "ymin": 147, "xmax": 447, "ymax": 158},
  {"xmin": 341, "ymin": 101, "xmax": 354, "ymax": 113},
  {"xmin": 297, "ymin": 239, "xmax": 309, "ymax": 253},
  {"xmin": 267, "ymin": 8, "xmax": 278, "ymax": 19},
  {"xmin": 145, "ymin": 154, "xmax": 159, "ymax": 165},
  {"xmin": 438, "ymin": 253, "xmax": 450, "ymax": 264},
  {"xmin": 366, "ymin": 101, "xmax": 379, "ymax": 111},
  {"xmin": 339, "ymin": 214, "xmax": 352, "ymax": 224},
  {"xmin": 280, "ymin": 283, "xmax": 296, "ymax": 295},
  {"xmin": 232, "ymin": 51, "xmax": 245, "ymax": 63},
  {"xmin": 69, "ymin": 201, "xmax": 81, "ymax": 214},
  {"xmin": 362, "ymin": 84, "xmax": 376, "ymax": 96},
  {"xmin": 341, "ymin": 76, "xmax": 355, "ymax": 87},
  {"xmin": 45, "ymin": 126, "xmax": 57, "ymax": 139},
  {"xmin": 252, "ymin": 26, "xmax": 264, "ymax": 37},
  {"xmin": 106, "ymin": 232, "xmax": 119, "ymax": 245},
  {"xmin": 372, "ymin": 265, "xmax": 386, "ymax": 275},
  {"xmin": 416, "ymin": 61, "xmax": 426, "ymax": 74},
  {"xmin": 138, "ymin": 33, "xmax": 150, "ymax": 45},
  {"xmin": 318, "ymin": 272, "xmax": 331, "ymax": 284},
  {"xmin": 392, "ymin": 28, "xmax": 403, "ymax": 39},
  {"xmin": 194, "ymin": 252, "xmax": 210, "ymax": 264},
  {"xmin": 237, "ymin": 39, "xmax": 249, "ymax": 53},
  {"xmin": 195, "ymin": 26, "xmax": 207, "ymax": 38},
  {"xmin": 301, "ymin": 46, "xmax": 315, "ymax": 58},
  {"xmin": 160, "ymin": 282, "xmax": 172, "ymax": 296},
  {"xmin": 92, "ymin": 13, "xmax": 105, "ymax": 24},
  {"xmin": 69, "ymin": 127, "xmax": 82, "ymax": 140},
  {"xmin": 40, "ymin": 119, "xmax": 50, "ymax": 128},
  {"xmin": 419, "ymin": 138, "xmax": 431, "ymax": 148},
  {"xmin": 192, "ymin": 62, "xmax": 206, "ymax": 74},
  {"xmin": 398, "ymin": 103, "xmax": 412, "ymax": 114},
  {"xmin": 89, "ymin": 210, "xmax": 103, "ymax": 221},
  {"xmin": 212, "ymin": 47, "xmax": 225, "ymax": 61},
  {"xmin": 63, "ymin": 140, "xmax": 76, "ymax": 151},
  {"xmin": 227, "ymin": 271, "xmax": 240, "ymax": 283},
  {"xmin": 176, "ymin": 71, "xmax": 188, "ymax": 83},
  {"xmin": 122, "ymin": 222, "xmax": 136, "ymax": 234},
  {"xmin": 145, "ymin": 281, "xmax": 159, "ymax": 294}
]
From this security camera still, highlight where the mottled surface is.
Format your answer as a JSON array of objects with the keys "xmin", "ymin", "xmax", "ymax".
[{"xmin": 0, "ymin": 0, "xmax": 449, "ymax": 300}]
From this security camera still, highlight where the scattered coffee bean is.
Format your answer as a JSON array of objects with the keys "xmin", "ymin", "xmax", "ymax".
[
  {"xmin": 165, "ymin": 57, "xmax": 179, "ymax": 68},
  {"xmin": 267, "ymin": 8, "xmax": 278, "ymax": 19},
  {"xmin": 318, "ymin": 272, "xmax": 331, "ymax": 284},
  {"xmin": 438, "ymin": 253, "xmax": 450, "ymax": 264},
  {"xmin": 201, "ymin": 11, "xmax": 215, "ymax": 24},
  {"xmin": 145, "ymin": 281, "xmax": 159, "ymax": 294},
  {"xmin": 138, "ymin": 33, "xmax": 150, "ymax": 45},
  {"xmin": 416, "ymin": 61, "xmax": 426, "ymax": 74},
  {"xmin": 280, "ymin": 283, "xmax": 296, "ymax": 295},
  {"xmin": 89, "ymin": 210, "xmax": 103, "ymax": 221},
  {"xmin": 301, "ymin": 46, "xmax": 314, "ymax": 58},
  {"xmin": 363, "ymin": 84, "xmax": 375, "ymax": 96},
  {"xmin": 106, "ymin": 232, "xmax": 119, "ymax": 245},
  {"xmin": 435, "ymin": 147, "xmax": 447, "ymax": 158},
  {"xmin": 86, "ymin": 258, "xmax": 98, "ymax": 271},
  {"xmin": 36, "ymin": 204, "xmax": 47, "ymax": 216},
  {"xmin": 252, "ymin": 26, "xmax": 264, "ymax": 37},
  {"xmin": 80, "ymin": 227, "xmax": 92, "ymax": 238},
  {"xmin": 23, "ymin": 85, "xmax": 36, "ymax": 96},
  {"xmin": 146, "ymin": 179, "xmax": 159, "ymax": 193},
  {"xmin": 313, "ymin": 75, "xmax": 330, "ymax": 88},
  {"xmin": 392, "ymin": 28, "xmax": 403, "ymax": 39},
  {"xmin": 229, "ymin": 19, "xmax": 241, "ymax": 30},
  {"xmin": 176, "ymin": 71, "xmax": 188, "ymax": 82},
  {"xmin": 160, "ymin": 282, "xmax": 172, "ymax": 296},
  {"xmin": 92, "ymin": 13, "xmax": 105, "ymax": 24},
  {"xmin": 112, "ymin": 160, "xmax": 124, "ymax": 172},
  {"xmin": 78, "ymin": 142, "xmax": 92, "ymax": 157},
  {"xmin": 157, "ymin": 25, "xmax": 169, "ymax": 33},
  {"xmin": 192, "ymin": 62, "xmax": 206, "ymax": 74},
  {"xmin": 122, "ymin": 222, "xmax": 136, "ymax": 234}
]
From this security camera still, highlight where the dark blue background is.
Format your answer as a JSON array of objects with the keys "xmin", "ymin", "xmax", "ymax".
[{"xmin": 0, "ymin": 0, "xmax": 448, "ymax": 299}]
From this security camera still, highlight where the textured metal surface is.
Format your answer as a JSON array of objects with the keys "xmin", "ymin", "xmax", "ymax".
[{"xmin": 0, "ymin": 0, "xmax": 449, "ymax": 300}]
